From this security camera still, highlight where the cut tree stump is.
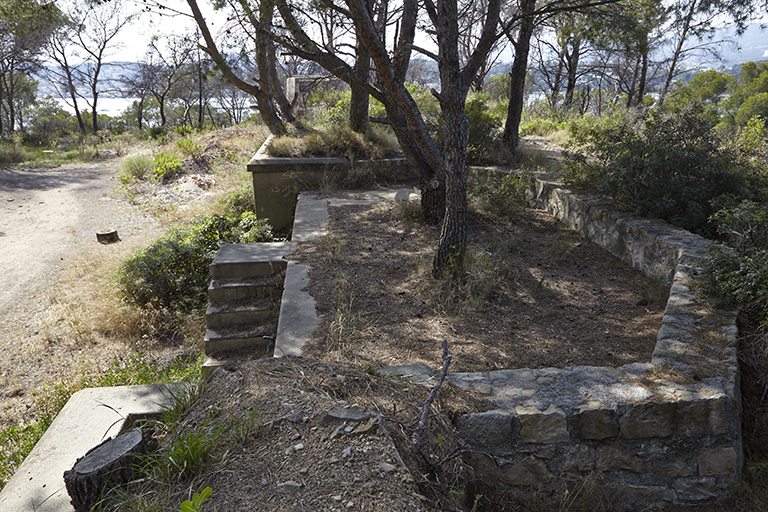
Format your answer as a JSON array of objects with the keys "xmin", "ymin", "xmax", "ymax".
[
  {"xmin": 96, "ymin": 230, "xmax": 120, "ymax": 244},
  {"xmin": 63, "ymin": 428, "xmax": 155, "ymax": 512}
]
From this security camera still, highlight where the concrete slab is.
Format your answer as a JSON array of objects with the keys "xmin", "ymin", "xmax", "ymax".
[
  {"xmin": 211, "ymin": 242, "xmax": 293, "ymax": 266},
  {"xmin": 274, "ymin": 261, "xmax": 319, "ymax": 358},
  {"xmin": 0, "ymin": 384, "xmax": 186, "ymax": 512}
]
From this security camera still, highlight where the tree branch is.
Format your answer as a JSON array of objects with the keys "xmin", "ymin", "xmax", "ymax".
[{"xmin": 412, "ymin": 339, "xmax": 452, "ymax": 448}]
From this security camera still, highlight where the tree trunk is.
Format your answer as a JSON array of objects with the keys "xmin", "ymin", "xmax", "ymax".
[
  {"xmin": 636, "ymin": 50, "xmax": 648, "ymax": 107},
  {"xmin": 350, "ymin": 6, "xmax": 372, "ymax": 135},
  {"xmin": 563, "ymin": 38, "xmax": 581, "ymax": 108},
  {"xmin": 502, "ymin": 0, "xmax": 535, "ymax": 154},
  {"xmin": 432, "ymin": 102, "xmax": 469, "ymax": 277},
  {"xmin": 188, "ymin": 0, "xmax": 286, "ymax": 135},
  {"xmin": 658, "ymin": 0, "xmax": 697, "ymax": 110}
]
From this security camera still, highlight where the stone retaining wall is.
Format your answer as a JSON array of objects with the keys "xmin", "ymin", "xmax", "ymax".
[{"xmin": 449, "ymin": 175, "xmax": 741, "ymax": 510}]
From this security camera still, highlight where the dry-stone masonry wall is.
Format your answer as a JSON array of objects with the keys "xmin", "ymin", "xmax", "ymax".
[{"xmin": 448, "ymin": 174, "xmax": 741, "ymax": 510}]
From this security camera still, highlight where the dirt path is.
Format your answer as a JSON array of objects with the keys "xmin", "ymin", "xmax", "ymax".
[{"xmin": 0, "ymin": 161, "xmax": 163, "ymax": 424}]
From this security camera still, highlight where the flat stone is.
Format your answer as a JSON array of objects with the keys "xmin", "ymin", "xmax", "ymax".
[
  {"xmin": 323, "ymin": 406, "xmax": 370, "ymax": 424},
  {"xmin": 652, "ymin": 456, "xmax": 695, "ymax": 477},
  {"xmin": 698, "ymin": 447, "xmax": 738, "ymax": 476},
  {"xmin": 455, "ymin": 411, "xmax": 514, "ymax": 447},
  {"xmin": 573, "ymin": 401, "xmax": 617, "ymax": 440},
  {"xmin": 276, "ymin": 480, "xmax": 303, "ymax": 493},
  {"xmin": 563, "ymin": 444, "xmax": 594, "ymax": 472},
  {"xmin": 517, "ymin": 404, "xmax": 568, "ymax": 444},
  {"xmin": 499, "ymin": 456, "xmax": 552, "ymax": 486},
  {"xmin": 379, "ymin": 364, "xmax": 433, "ymax": 385},
  {"xmin": 674, "ymin": 477, "xmax": 721, "ymax": 501},
  {"xmin": 463, "ymin": 452, "xmax": 498, "ymax": 485},
  {"xmin": 619, "ymin": 401, "xmax": 675, "ymax": 439},
  {"xmin": 675, "ymin": 398, "xmax": 728, "ymax": 437},
  {"xmin": 606, "ymin": 485, "xmax": 676, "ymax": 511},
  {"xmin": 596, "ymin": 445, "xmax": 646, "ymax": 473}
]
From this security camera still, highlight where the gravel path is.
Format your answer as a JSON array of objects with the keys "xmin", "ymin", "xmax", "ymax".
[{"xmin": 0, "ymin": 160, "xmax": 163, "ymax": 426}]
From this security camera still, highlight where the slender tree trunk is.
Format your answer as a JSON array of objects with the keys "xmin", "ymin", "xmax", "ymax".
[
  {"xmin": 563, "ymin": 38, "xmax": 581, "ymax": 108},
  {"xmin": 433, "ymin": 100, "xmax": 469, "ymax": 277},
  {"xmin": 636, "ymin": 50, "xmax": 648, "ymax": 107},
  {"xmin": 350, "ymin": 27, "xmax": 371, "ymax": 134},
  {"xmin": 658, "ymin": 0, "xmax": 697, "ymax": 110},
  {"xmin": 503, "ymin": 0, "xmax": 536, "ymax": 154},
  {"xmin": 189, "ymin": 0, "xmax": 286, "ymax": 135}
]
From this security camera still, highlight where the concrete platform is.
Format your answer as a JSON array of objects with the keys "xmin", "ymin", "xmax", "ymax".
[{"xmin": 0, "ymin": 384, "xmax": 185, "ymax": 512}]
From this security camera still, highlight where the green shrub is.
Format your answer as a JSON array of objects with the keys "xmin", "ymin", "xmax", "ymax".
[
  {"xmin": 152, "ymin": 152, "xmax": 183, "ymax": 181},
  {"xmin": 218, "ymin": 185, "xmax": 255, "ymax": 216},
  {"xmin": 563, "ymin": 106, "xmax": 765, "ymax": 237},
  {"xmin": 700, "ymin": 200, "xmax": 768, "ymax": 325},
  {"xmin": 176, "ymin": 138, "xmax": 204, "ymax": 159},
  {"xmin": 465, "ymin": 93, "xmax": 507, "ymax": 164},
  {"xmin": 120, "ymin": 155, "xmax": 155, "ymax": 182},
  {"xmin": 520, "ymin": 118, "xmax": 561, "ymax": 137},
  {"xmin": 117, "ymin": 213, "xmax": 274, "ymax": 312}
]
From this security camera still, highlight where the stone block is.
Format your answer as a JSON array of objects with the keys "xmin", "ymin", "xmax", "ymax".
[
  {"xmin": 573, "ymin": 401, "xmax": 618, "ymax": 440},
  {"xmin": 499, "ymin": 456, "xmax": 552, "ymax": 486},
  {"xmin": 463, "ymin": 452, "xmax": 498, "ymax": 486},
  {"xmin": 698, "ymin": 448, "xmax": 738, "ymax": 476},
  {"xmin": 652, "ymin": 456, "xmax": 695, "ymax": 477},
  {"xmin": 619, "ymin": 401, "xmax": 675, "ymax": 439},
  {"xmin": 675, "ymin": 397, "xmax": 729, "ymax": 437},
  {"xmin": 517, "ymin": 404, "xmax": 569, "ymax": 444},
  {"xmin": 607, "ymin": 485, "xmax": 676, "ymax": 511},
  {"xmin": 596, "ymin": 445, "xmax": 646, "ymax": 473},
  {"xmin": 455, "ymin": 411, "xmax": 514, "ymax": 447},
  {"xmin": 673, "ymin": 477, "xmax": 721, "ymax": 501},
  {"xmin": 563, "ymin": 444, "xmax": 594, "ymax": 472}
]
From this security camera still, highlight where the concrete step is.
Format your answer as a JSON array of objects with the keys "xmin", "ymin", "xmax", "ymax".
[
  {"xmin": 205, "ymin": 299, "xmax": 277, "ymax": 329},
  {"xmin": 210, "ymin": 242, "xmax": 291, "ymax": 279},
  {"xmin": 208, "ymin": 275, "xmax": 283, "ymax": 302},
  {"xmin": 205, "ymin": 328, "xmax": 275, "ymax": 355}
]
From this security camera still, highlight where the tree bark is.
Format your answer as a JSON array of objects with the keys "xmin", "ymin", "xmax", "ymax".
[
  {"xmin": 64, "ymin": 428, "xmax": 156, "ymax": 512},
  {"xmin": 188, "ymin": 0, "xmax": 286, "ymax": 135},
  {"xmin": 658, "ymin": 0, "xmax": 697, "ymax": 109},
  {"xmin": 350, "ymin": 28, "xmax": 371, "ymax": 134},
  {"xmin": 502, "ymin": 0, "xmax": 536, "ymax": 154}
]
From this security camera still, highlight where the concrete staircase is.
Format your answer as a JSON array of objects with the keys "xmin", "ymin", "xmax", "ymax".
[{"xmin": 204, "ymin": 242, "xmax": 292, "ymax": 355}]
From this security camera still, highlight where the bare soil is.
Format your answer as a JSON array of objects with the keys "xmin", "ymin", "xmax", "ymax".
[{"xmin": 290, "ymin": 198, "xmax": 670, "ymax": 373}]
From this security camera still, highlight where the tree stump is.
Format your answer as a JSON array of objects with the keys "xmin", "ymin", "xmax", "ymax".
[
  {"xmin": 63, "ymin": 428, "xmax": 156, "ymax": 512},
  {"xmin": 96, "ymin": 230, "xmax": 120, "ymax": 244}
]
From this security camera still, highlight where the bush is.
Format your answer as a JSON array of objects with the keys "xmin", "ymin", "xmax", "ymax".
[
  {"xmin": 117, "ymin": 213, "xmax": 274, "ymax": 312},
  {"xmin": 700, "ymin": 200, "xmax": 768, "ymax": 326},
  {"xmin": 176, "ymin": 137, "xmax": 204, "ymax": 159},
  {"xmin": 119, "ymin": 155, "xmax": 155, "ymax": 182},
  {"xmin": 153, "ymin": 152, "xmax": 183, "ymax": 181},
  {"xmin": 563, "ymin": 106, "xmax": 765, "ymax": 237},
  {"xmin": 465, "ymin": 93, "xmax": 507, "ymax": 164},
  {"xmin": 219, "ymin": 185, "xmax": 255, "ymax": 216}
]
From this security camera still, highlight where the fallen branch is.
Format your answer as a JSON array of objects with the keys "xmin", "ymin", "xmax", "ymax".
[{"xmin": 412, "ymin": 339, "xmax": 452, "ymax": 448}]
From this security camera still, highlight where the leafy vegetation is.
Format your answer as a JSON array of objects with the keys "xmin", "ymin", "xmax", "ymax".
[
  {"xmin": 563, "ymin": 106, "xmax": 766, "ymax": 237},
  {"xmin": 117, "ymin": 213, "xmax": 275, "ymax": 313}
]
